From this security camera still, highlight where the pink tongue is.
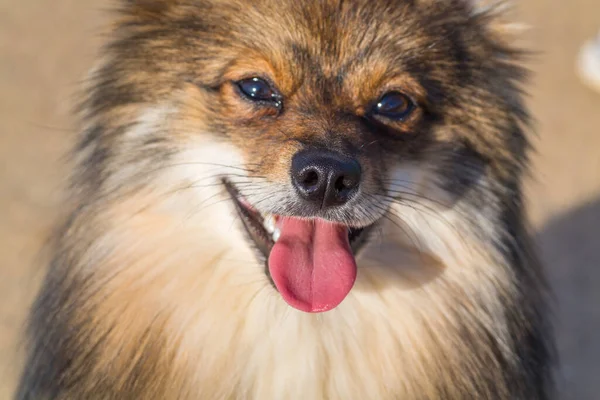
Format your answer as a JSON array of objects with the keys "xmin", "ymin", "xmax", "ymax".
[{"xmin": 268, "ymin": 217, "xmax": 357, "ymax": 313}]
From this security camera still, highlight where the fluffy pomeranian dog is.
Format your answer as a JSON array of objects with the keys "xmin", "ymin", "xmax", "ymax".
[{"xmin": 17, "ymin": 0, "xmax": 554, "ymax": 399}]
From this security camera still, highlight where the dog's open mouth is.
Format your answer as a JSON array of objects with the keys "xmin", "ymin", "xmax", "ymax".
[{"xmin": 224, "ymin": 179, "xmax": 375, "ymax": 313}]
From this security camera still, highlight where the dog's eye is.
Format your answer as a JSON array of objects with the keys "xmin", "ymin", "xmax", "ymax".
[
  {"xmin": 236, "ymin": 77, "xmax": 279, "ymax": 103},
  {"xmin": 372, "ymin": 91, "xmax": 415, "ymax": 120}
]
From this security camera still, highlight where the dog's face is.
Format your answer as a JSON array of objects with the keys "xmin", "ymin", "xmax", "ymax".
[{"xmin": 84, "ymin": 0, "xmax": 528, "ymax": 312}]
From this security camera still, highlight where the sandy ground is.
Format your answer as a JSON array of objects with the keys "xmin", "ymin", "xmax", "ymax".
[{"xmin": 1, "ymin": 1, "xmax": 599, "ymax": 398}]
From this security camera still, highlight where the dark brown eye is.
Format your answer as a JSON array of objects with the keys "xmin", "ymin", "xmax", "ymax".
[
  {"xmin": 372, "ymin": 91, "xmax": 415, "ymax": 120},
  {"xmin": 236, "ymin": 77, "xmax": 280, "ymax": 104}
]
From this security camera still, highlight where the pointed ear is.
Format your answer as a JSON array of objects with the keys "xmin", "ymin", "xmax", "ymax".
[
  {"xmin": 120, "ymin": 0, "xmax": 179, "ymax": 19},
  {"xmin": 467, "ymin": 0, "xmax": 529, "ymax": 37}
]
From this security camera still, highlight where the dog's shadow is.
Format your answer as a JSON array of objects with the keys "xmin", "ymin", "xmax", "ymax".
[{"xmin": 536, "ymin": 197, "xmax": 600, "ymax": 400}]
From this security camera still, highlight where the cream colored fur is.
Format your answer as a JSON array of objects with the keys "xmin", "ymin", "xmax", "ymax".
[{"xmin": 71, "ymin": 105, "xmax": 518, "ymax": 399}]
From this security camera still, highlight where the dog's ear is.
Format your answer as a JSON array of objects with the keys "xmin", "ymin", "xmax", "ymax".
[
  {"xmin": 467, "ymin": 0, "xmax": 511, "ymax": 13},
  {"xmin": 466, "ymin": 0, "xmax": 529, "ymax": 36},
  {"xmin": 120, "ymin": 0, "xmax": 180, "ymax": 19}
]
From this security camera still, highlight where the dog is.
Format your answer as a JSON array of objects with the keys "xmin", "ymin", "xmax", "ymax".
[{"xmin": 16, "ymin": 0, "xmax": 554, "ymax": 398}]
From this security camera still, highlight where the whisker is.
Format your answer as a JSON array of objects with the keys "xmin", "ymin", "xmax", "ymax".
[{"xmin": 365, "ymin": 197, "xmax": 425, "ymax": 255}]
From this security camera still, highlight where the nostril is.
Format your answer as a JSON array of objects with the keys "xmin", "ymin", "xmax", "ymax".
[
  {"xmin": 334, "ymin": 173, "xmax": 359, "ymax": 202},
  {"xmin": 334, "ymin": 176, "xmax": 347, "ymax": 192},
  {"xmin": 301, "ymin": 170, "xmax": 320, "ymax": 187}
]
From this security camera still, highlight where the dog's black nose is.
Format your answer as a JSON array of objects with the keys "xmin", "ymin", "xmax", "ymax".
[{"xmin": 291, "ymin": 149, "xmax": 361, "ymax": 208}]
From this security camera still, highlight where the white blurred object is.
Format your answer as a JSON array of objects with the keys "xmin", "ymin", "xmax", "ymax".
[{"xmin": 577, "ymin": 31, "xmax": 600, "ymax": 94}]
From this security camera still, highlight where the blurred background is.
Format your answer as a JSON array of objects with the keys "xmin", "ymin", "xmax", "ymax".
[{"xmin": 1, "ymin": 1, "xmax": 599, "ymax": 398}]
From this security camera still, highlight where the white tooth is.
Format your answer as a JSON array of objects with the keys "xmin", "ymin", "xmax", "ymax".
[
  {"xmin": 263, "ymin": 214, "xmax": 276, "ymax": 233},
  {"xmin": 272, "ymin": 228, "xmax": 281, "ymax": 242}
]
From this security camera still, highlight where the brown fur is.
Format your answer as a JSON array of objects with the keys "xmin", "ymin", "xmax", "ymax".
[{"xmin": 17, "ymin": 1, "xmax": 554, "ymax": 399}]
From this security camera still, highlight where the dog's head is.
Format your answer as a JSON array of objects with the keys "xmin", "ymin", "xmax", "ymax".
[{"xmin": 81, "ymin": 0, "xmax": 529, "ymax": 312}]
